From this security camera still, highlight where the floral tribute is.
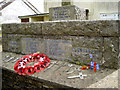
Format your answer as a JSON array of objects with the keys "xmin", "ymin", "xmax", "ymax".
[
  {"xmin": 81, "ymin": 54, "xmax": 99, "ymax": 72},
  {"xmin": 14, "ymin": 52, "xmax": 50, "ymax": 75}
]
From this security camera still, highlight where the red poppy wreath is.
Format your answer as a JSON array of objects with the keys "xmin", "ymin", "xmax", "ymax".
[{"xmin": 14, "ymin": 52, "xmax": 51, "ymax": 75}]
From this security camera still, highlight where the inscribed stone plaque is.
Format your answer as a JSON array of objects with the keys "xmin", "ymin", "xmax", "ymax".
[
  {"xmin": 8, "ymin": 41, "xmax": 19, "ymax": 52},
  {"xmin": 71, "ymin": 36, "xmax": 103, "ymax": 65},
  {"xmin": 49, "ymin": 5, "xmax": 86, "ymax": 21},
  {"xmin": 21, "ymin": 38, "xmax": 72, "ymax": 60},
  {"xmin": 72, "ymin": 47, "xmax": 101, "ymax": 64},
  {"xmin": 21, "ymin": 38, "xmax": 43, "ymax": 54},
  {"xmin": 7, "ymin": 34, "xmax": 21, "ymax": 53},
  {"xmin": 43, "ymin": 39, "xmax": 72, "ymax": 60}
]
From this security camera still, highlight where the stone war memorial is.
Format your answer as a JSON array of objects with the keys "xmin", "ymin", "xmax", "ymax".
[
  {"xmin": 49, "ymin": 5, "xmax": 86, "ymax": 21},
  {"xmin": 2, "ymin": 4, "xmax": 119, "ymax": 89}
]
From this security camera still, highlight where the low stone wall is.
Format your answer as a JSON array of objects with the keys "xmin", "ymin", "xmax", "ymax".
[
  {"xmin": 2, "ymin": 20, "xmax": 119, "ymax": 69},
  {"xmin": 2, "ymin": 68, "xmax": 70, "ymax": 89}
]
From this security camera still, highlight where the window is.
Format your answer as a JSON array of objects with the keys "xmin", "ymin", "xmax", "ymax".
[
  {"xmin": 85, "ymin": 9, "xmax": 89, "ymax": 20},
  {"xmin": 21, "ymin": 18, "xmax": 29, "ymax": 22}
]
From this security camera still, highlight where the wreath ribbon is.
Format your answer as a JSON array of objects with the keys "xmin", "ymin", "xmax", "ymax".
[{"xmin": 14, "ymin": 53, "xmax": 50, "ymax": 75}]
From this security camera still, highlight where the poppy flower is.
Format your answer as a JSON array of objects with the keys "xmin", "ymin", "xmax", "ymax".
[
  {"xmin": 81, "ymin": 66, "xmax": 87, "ymax": 70},
  {"xmin": 31, "ymin": 53, "xmax": 39, "ymax": 57},
  {"xmin": 17, "ymin": 67, "xmax": 25, "ymax": 75},
  {"xmin": 34, "ymin": 64, "xmax": 41, "ymax": 73},
  {"xmin": 14, "ymin": 66, "xmax": 19, "ymax": 73},
  {"xmin": 43, "ymin": 60, "xmax": 50, "ymax": 67},
  {"xmin": 86, "ymin": 65, "xmax": 91, "ymax": 68},
  {"xmin": 40, "ymin": 65, "xmax": 45, "ymax": 71},
  {"xmin": 25, "ymin": 55, "xmax": 32, "ymax": 63},
  {"xmin": 39, "ymin": 57, "xmax": 45, "ymax": 62},
  {"xmin": 26, "ymin": 67, "xmax": 35, "ymax": 75},
  {"xmin": 34, "ymin": 55, "xmax": 41, "ymax": 61},
  {"xmin": 94, "ymin": 67, "xmax": 97, "ymax": 72},
  {"xmin": 24, "ymin": 67, "xmax": 29, "ymax": 75},
  {"xmin": 94, "ymin": 62, "xmax": 96, "ymax": 72},
  {"xmin": 14, "ymin": 58, "xmax": 23, "ymax": 71},
  {"xmin": 40, "ymin": 53, "xmax": 47, "ymax": 59},
  {"xmin": 38, "ymin": 62, "xmax": 45, "ymax": 71},
  {"xmin": 21, "ymin": 68, "xmax": 27, "ymax": 75}
]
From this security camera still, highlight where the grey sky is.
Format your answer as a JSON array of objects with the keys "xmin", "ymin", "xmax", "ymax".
[{"xmin": 0, "ymin": 0, "xmax": 44, "ymax": 13}]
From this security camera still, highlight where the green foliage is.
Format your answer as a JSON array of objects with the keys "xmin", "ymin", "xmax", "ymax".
[{"xmin": 36, "ymin": 51, "xmax": 40, "ymax": 53}]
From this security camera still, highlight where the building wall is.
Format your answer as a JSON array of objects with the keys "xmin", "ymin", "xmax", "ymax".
[
  {"xmin": 44, "ymin": 0, "xmax": 119, "ymax": 20},
  {"xmin": 44, "ymin": 16, "xmax": 49, "ymax": 21},
  {"xmin": 44, "ymin": 0, "xmax": 62, "ymax": 13},
  {"xmin": 0, "ymin": 0, "xmax": 36, "ymax": 24},
  {"xmin": 31, "ymin": 17, "xmax": 44, "ymax": 22},
  {"xmin": 91, "ymin": 2, "xmax": 118, "ymax": 20}
]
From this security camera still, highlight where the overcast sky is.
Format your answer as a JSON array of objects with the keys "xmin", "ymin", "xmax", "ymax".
[
  {"xmin": 28, "ymin": 0, "xmax": 44, "ymax": 13},
  {"xmin": 0, "ymin": 0, "xmax": 44, "ymax": 13}
]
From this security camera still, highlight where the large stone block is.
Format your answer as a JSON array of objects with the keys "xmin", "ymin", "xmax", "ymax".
[
  {"xmin": 71, "ymin": 36, "xmax": 103, "ymax": 65},
  {"xmin": 49, "ymin": 5, "xmax": 86, "ymax": 21},
  {"xmin": 7, "ymin": 34, "xmax": 23, "ymax": 53},
  {"xmin": 21, "ymin": 37, "xmax": 43, "ymax": 55},
  {"xmin": 42, "ymin": 21, "xmax": 100, "ymax": 36},
  {"xmin": 99, "ymin": 20, "xmax": 119, "ymax": 37},
  {"xmin": 42, "ymin": 20, "xmax": 119, "ymax": 37},
  {"xmin": 2, "ymin": 23, "xmax": 42, "ymax": 35},
  {"xmin": 2, "ymin": 20, "xmax": 119, "ymax": 37},
  {"xmin": 2, "ymin": 34, "xmax": 9, "ymax": 52},
  {"xmin": 21, "ymin": 35, "xmax": 72, "ymax": 60},
  {"xmin": 41, "ymin": 36, "xmax": 72, "ymax": 60},
  {"xmin": 103, "ymin": 37, "xmax": 119, "ymax": 69}
]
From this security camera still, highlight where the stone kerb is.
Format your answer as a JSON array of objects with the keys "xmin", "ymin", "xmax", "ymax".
[{"xmin": 2, "ymin": 20, "xmax": 119, "ymax": 69}]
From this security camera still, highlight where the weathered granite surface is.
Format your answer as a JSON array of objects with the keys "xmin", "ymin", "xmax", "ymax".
[
  {"xmin": 2, "ymin": 20, "xmax": 120, "ymax": 69},
  {"xmin": 2, "ymin": 34, "xmax": 103, "ymax": 66},
  {"xmin": 49, "ymin": 5, "xmax": 86, "ymax": 21},
  {"xmin": 42, "ymin": 20, "xmax": 119, "ymax": 37},
  {"xmin": 103, "ymin": 37, "xmax": 119, "ymax": 69},
  {"xmin": 2, "ymin": 20, "xmax": 119, "ymax": 37},
  {"xmin": 2, "ymin": 23, "xmax": 42, "ymax": 35}
]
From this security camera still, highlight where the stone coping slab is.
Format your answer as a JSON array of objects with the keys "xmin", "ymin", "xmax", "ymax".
[
  {"xmin": 2, "ymin": 20, "xmax": 119, "ymax": 37},
  {"xmin": 2, "ymin": 52, "xmax": 117, "ymax": 88}
]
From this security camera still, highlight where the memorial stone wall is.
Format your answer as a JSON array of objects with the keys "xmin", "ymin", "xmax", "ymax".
[{"xmin": 2, "ymin": 20, "xmax": 119, "ymax": 69}]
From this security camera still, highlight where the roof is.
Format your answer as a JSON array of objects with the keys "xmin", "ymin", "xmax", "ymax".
[
  {"xmin": 0, "ymin": 0, "xmax": 15, "ymax": 10},
  {"xmin": 18, "ymin": 13, "xmax": 49, "ymax": 18},
  {"xmin": 22, "ymin": 0, "xmax": 40, "ymax": 14},
  {"xmin": 0, "ymin": 0, "xmax": 40, "ymax": 14}
]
